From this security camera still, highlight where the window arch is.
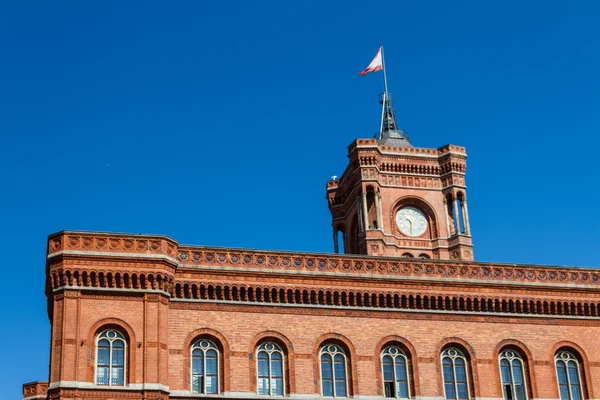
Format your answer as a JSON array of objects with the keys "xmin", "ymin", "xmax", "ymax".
[
  {"xmin": 191, "ymin": 339, "xmax": 219, "ymax": 394},
  {"xmin": 555, "ymin": 351, "xmax": 583, "ymax": 400},
  {"xmin": 96, "ymin": 329, "xmax": 126, "ymax": 386},
  {"xmin": 499, "ymin": 349, "xmax": 527, "ymax": 400},
  {"xmin": 320, "ymin": 344, "xmax": 348, "ymax": 397},
  {"xmin": 382, "ymin": 345, "xmax": 410, "ymax": 398},
  {"xmin": 257, "ymin": 342, "xmax": 285, "ymax": 396},
  {"xmin": 441, "ymin": 347, "xmax": 470, "ymax": 400}
]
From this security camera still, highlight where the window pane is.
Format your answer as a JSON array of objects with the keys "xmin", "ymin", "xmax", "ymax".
[
  {"xmin": 97, "ymin": 347, "xmax": 110, "ymax": 366},
  {"xmin": 512, "ymin": 362, "xmax": 524, "ymax": 384},
  {"xmin": 395, "ymin": 358, "xmax": 407, "ymax": 380},
  {"xmin": 514, "ymin": 384, "xmax": 526, "ymax": 400},
  {"xmin": 334, "ymin": 356, "xmax": 346, "ymax": 380},
  {"xmin": 112, "ymin": 347, "xmax": 124, "ymax": 366},
  {"xmin": 443, "ymin": 359, "xmax": 454, "ymax": 383},
  {"xmin": 258, "ymin": 358, "xmax": 269, "ymax": 377},
  {"xmin": 206, "ymin": 375, "xmax": 218, "ymax": 394},
  {"xmin": 571, "ymin": 385, "xmax": 582, "ymax": 400},
  {"xmin": 206, "ymin": 355, "xmax": 218, "ymax": 375},
  {"xmin": 445, "ymin": 383, "xmax": 456, "ymax": 400},
  {"xmin": 258, "ymin": 377, "xmax": 269, "ymax": 395},
  {"xmin": 322, "ymin": 379, "xmax": 333, "ymax": 397},
  {"xmin": 321, "ymin": 355, "xmax": 333, "ymax": 379},
  {"xmin": 192, "ymin": 375, "xmax": 201, "ymax": 393},
  {"xmin": 383, "ymin": 356, "xmax": 394, "ymax": 381},
  {"xmin": 96, "ymin": 366, "xmax": 109, "ymax": 385},
  {"xmin": 457, "ymin": 383, "xmax": 469, "ymax": 400},
  {"xmin": 568, "ymin": 362, "xmax": 580, "ymax": 385},
  {"xmin": 272, "ymin": 377, "xmax": 284, "ymax": 396},
  {"xmin": 397, "ymin": 380, "xmax": 409, "ymax": 398},
  {"xmin": 272, "ymin": 358, "xmax": 283, "ymax": 378},
  {"xmin": 557, "ymin": 362, "xmax": 567, "ymax": 384},
  {"xmin": 559, "ymin": 385, "xmax": 570, "ymax": 400},
  {"xmin": 335, "ymin": 379, "xmax": 347, "ymax": 397},
  {"xmin": 500, "ymin": 363, "xmax": 510, "ymax": 383},
  {"xmin": 111, "ymin": 367, "xmax": 124, "ymax": 385},
  {"xmin": 192, "ymin": 355, "xmax": 204, "ymax": 375},
  {"xmin": 455, "ymin": 363, "xmax": 467, "ymax": 383}
]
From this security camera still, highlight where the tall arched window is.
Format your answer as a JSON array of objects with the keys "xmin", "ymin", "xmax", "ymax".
[
  {"xmin": 499, "ymin": 350, "xmax": 527, "ymax": 400},
  {"xmin": 555, "ymin": 351, "xmax": 583, "ymax": 400},
  {"xmin": 441, "ymin": 347, "xmax": 470, "ymax": 400},
  {"xmin": 381, "ymin": 345, "xmax": 410, "ymax": 398},
  {"xmin": 96, "ymin": 329, "xmax": 126, "ymax": 386},
  {"xmin": 191, "ymin": 339, "xmax": 219, "ymax": 394},
  {"xmin": 257, "ymin": 342, "xmax": 285, "ymax": 396},
  {"xmin": 320, "ymin": 344, "xmax": 348, "ymax": 397}
]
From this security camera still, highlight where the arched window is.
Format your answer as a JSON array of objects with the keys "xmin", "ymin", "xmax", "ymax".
[
  {"xmin": 382, "ymin": 346, "xmax": 410, "ymax": 398},
  {"xmin": 96, "ymin": 329, "xmax": 126, "ymax": 386},
  {"xmin": 191, "ymin": 339, "xmax": 219, "ymax": 394},
  {"xmin": 499, "ymin": 350, "xmax": 527, "ymax": 400},
  {"xmin": 320, "ymin": 344, "xmax": 348, "ymax": 397},
  {"xmin": 257, "ymin": 342, "xmax": 285, "ymax": 396},
  {"xmin": 555, "ymin": 351, "xmax": 583, "ymax": 400},
  {"xmin": 441, "ymin": 347, "xmax": 470, "ymax": 400}
]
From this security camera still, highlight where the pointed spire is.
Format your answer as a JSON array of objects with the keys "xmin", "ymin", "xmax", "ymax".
[{"xmin": 378, "ymin": 92, "xmax": 412, "ymax": 147}]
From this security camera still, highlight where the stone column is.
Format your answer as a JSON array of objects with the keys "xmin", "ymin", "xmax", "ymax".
[
  {"xmin": 443, "ymin": 198, "xmax": 452, "ymax": 237},
  {"xmin": 333, "ymin": 229, "xmax": 339, "ymax": 254},
  {"xmin": 462, "ymin": 198, "xmax": 471, "ymax": 235},
  {"xmin": 356, "ymin": 197, "xmax": 363, "ymax": 233},
  {"xmin": 376, "ymin": 194, "xmax": 383, "ymax": 231},
  {"xmin": 453, "ymin": 198, "xmax": 461, "ymax": 234},
  {"xmin": 361, "ymin": 191, "xmax": 369, "ymax": 230}
]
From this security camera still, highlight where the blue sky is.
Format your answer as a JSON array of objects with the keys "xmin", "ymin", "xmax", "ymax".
[{"xmin": 1, "ymin": 1, "xmax": 600, "ymax": 397}]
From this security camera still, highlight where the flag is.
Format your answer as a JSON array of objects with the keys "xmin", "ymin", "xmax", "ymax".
[{"xmin": 358, "ymin": 47, "xmax": 383, "ymax": 76}]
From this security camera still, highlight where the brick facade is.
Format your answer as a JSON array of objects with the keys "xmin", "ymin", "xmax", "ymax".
[
  {"xmin": 23, "ymin": 229, "xmax": 600, "ymax": 400},
  {"xmin": 23, "ymin": 141, "xmax": 600, "ymax": 400}
]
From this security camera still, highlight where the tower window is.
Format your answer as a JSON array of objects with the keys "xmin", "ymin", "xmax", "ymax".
[
  {"xmin": 441, "ymin": 347, "xmax": 470, "ymax": 400},
  {"xmin": 191, "ymin": 339, "xmax": 219, "ymax": 394},
  {"xmin": 257, "ymin": 342, "xmax": 285, "ymax": 396},
  {"xmin": 320, "ymin": 344, "xmax": 348, "ymax": 397},
  {"xmin": 382, "ymin": 346, "xmax": 410, "ymax": 398},
  {"xmin": 96, "ymin": 329, "xmax": 126, "ymax": 386},
  {"xmin": 499, "ymin": 350, "xmax": 527, "ymax": 400},
  {"xmin": 555, "ymin": 351, "xmax": 583, "ymax": 400}
]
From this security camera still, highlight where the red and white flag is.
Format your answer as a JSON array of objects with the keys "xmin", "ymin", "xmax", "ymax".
[{"xmin": 358, "ymin": 47, "xmax": 383, "ymax": 76}]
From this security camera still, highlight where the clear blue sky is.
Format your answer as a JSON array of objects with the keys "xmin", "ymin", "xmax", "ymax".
[{"xmin": 2, "ymin": 1, "xmax": 600, "ymax": 396}]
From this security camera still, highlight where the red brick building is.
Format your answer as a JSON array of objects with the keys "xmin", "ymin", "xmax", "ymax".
[{"xmin": 23, "ymin": 109, "xmax": 600, "ymax": 400}]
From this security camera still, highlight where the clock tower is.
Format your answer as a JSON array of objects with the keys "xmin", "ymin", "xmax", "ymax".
[{"xmin": 325, "ymin": 93, "xmax": 474, "ymax": 261}]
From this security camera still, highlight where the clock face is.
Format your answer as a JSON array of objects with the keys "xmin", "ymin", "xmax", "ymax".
[{"xmin": 396, "ymin": 207, "xmax": 428, "ymax": 237}]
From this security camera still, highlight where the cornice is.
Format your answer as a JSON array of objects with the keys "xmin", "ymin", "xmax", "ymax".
[{"xmin": 46, "ymin": 231, "xmax": 600, "ymax": 292}]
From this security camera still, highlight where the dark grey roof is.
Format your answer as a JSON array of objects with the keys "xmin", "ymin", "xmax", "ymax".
[
  {"xmin": 378, "ymin": 129, "xmax": 413, "ymax": 147},
  {"xmin": 379, "ymin": 136, "xmax": 413, "ymax": 147}
]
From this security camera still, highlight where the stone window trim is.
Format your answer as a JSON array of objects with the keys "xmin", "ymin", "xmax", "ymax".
[
  {"xmin": 249, "ymin": 332, "xmax": 296, "ymax": 395},
  {"xmin": 183, "ymin": 328, "xmax": 230, "ymax": 393}
]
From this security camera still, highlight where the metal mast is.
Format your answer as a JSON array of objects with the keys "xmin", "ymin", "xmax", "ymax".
[{"xmin": 378, "ymin": 46, "xmax": 410, "ymax": 145}]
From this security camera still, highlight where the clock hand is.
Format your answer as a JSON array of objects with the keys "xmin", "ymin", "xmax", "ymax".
[{"xmin": 405, "ymin": 216, "xmax": 413, "ymax": 235}]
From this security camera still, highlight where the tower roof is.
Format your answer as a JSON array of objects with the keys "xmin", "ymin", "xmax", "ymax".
[{"xmin": 377, "ymin": 92, "xmax": 412, "ymax": 147}]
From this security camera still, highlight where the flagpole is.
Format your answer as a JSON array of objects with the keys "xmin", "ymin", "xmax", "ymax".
[
  {"xmin": 381, "ymin": 45, "xmax": 389, "ymax": 99},
  {"xmin": 379, "ymin": 45, "xmax": 389, "ymax": 139}
]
